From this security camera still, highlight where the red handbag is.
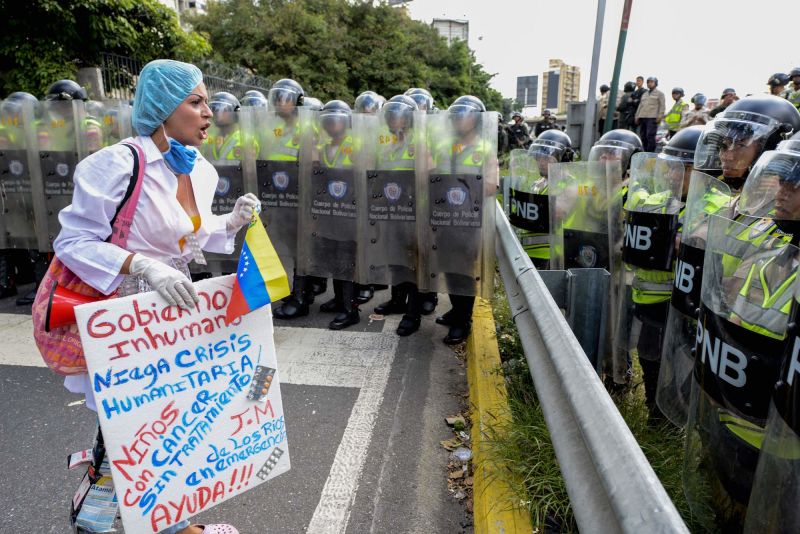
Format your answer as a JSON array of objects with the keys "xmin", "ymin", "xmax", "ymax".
[{"xmin": 32, "ymin": 142, "xmax": 146, "ymax": 375}]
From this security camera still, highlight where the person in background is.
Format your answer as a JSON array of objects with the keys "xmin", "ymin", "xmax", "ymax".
[
  {"xmin": 664, "ymin": 87, "xmax": 689, "ymax": 139},
  {"xmin": 634, "ymin": 76, "xmax": 665, "ymax": 152},
  {"xmin": 680, "ymin": 93, "xmax": 710, "ymax": 128},
  {"xmin": 617, "ymin": 81, "xmax": 638, "ymax": 131},
  {"xmin": 768, "ymin": 73, "xmax": 790, "ymax": 97},
  {"xmin": 787, "ymin": 67, "xmax": 800, "ymax": 110},
  {"xmin": 534, "ymin": 108, "xmax": 557, "ymax": 137},
  {"xmin": 631, "ymin": 75, "xmax": 646, "ymax": 113},
  {"xmin": 508, "ymin": 111, "xmax": 531, "ymax": 149},
  {"xmin": 709, "ymin": 87, "xmax": 737, "ymax": 118}
]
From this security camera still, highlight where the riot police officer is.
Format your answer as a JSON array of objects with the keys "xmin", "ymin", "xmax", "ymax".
[
  {"xmin": 354, "ymin": 91, "xmax": 385, "ymax": 114},
  {"xmin": 367, "ymin": 95, "xmax": 424, "ymax": 335},
  {"xmin": 405, "ymin": 87, "xmax": 439, "ymax": 315},
  {"xmin": 508, "ymin": 111, "xmax": 531, "ymax": 149},
  {"xmin": 684, "ymin": 144, "xmax": 800, "ymax": 531},
  {"xmin": 787, "ymin": 67, "xmax": 800, "ymax": 110},
  {"xmin": 589, "ymin": 128, "xmax": 642, "ymax": 175},
  {"xmin": 767, "ymin": 73, "xmax": 791, "ymax": 97},
  {"xmin": 202, "ymin": 92, "xmax": 243, "ymax": 161},
  {"xmin": 430, "ymin": 95, "xmax": 497, "ymax": 344},
  {"xmin": 617, "ymin": 129, "xmax": 697, "ymax": 418},
  {"xmin": 0, "ymin": 92, "xmax": 39, "ymax": 298},
  {"xmin": 241, "ymin": 89, "xmax": 268, "ymax": 108},
  {"xmin": 265, "ymin": 79, "xmax": 329, "ymax": 321},
  {"xmin": 306, "ymin": 100, "xmax": 360, "ymax": 329},
  {"xmin": 509, "ymin": 129, "xmax": 573, "ymax": 269}
]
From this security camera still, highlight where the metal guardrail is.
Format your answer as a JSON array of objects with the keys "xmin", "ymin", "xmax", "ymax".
[{"xmin": 494, "ymin": 201, "xmax": 688, "ymax": 534}]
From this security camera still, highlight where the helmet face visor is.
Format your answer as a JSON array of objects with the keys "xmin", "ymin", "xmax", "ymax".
[
  {"xmin": 241, "ymin": 95, "xmax": 267, "ymax": 107},
  {"xmin": 588, "ymin": 140, "xmax": 634, "ymax": 170},
  {"xmin": 739, "ymin": 151, "xmax": 800, "ymax": 220},
  {"xmin": 384, "ymin": 101, "xmax": 414, "ymax": 131},
  {"xmin": 321, "ymin": 110, "xmax": 350, "ymax": 136},
  {"xmin": 528, "ymin": 140, "xmax": 565, "ymax": 162},
  {"xmin": 268, "ymin": 87, "xmax": 300, "ymax": 107},
  {"xmin": 693, "ymin": 112, "xmax": 779, "ymax": 177}
]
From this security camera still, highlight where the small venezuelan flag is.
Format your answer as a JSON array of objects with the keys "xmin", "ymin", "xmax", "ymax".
[{"xmin": 225, "ymin": 215, "xmax": 290, "ymax": 324}]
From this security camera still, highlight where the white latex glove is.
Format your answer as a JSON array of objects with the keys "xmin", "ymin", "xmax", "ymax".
[
  {"xmin": 226, "ymin": 193, "xmax": 261, "ymax": 232},
  {"xmin": 129, "ymin": 254, "xmax": 199, "ymax": 310}
]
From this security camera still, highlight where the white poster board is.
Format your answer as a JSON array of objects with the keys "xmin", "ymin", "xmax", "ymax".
[{"xmin": 75, "ymin": 275, "xmax": 290, "ymax": 533}]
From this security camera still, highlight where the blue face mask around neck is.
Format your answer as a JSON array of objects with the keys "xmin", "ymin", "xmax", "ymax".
[{"xmin": 162, "ymin": 136, "xmax": 198, "ymax": 175}]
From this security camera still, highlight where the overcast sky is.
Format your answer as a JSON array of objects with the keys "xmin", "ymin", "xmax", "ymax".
[{"xmin": 406, "ymin": 0, "xmax": 800, "ymax": 107}]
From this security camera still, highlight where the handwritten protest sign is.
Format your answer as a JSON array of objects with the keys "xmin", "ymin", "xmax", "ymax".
[{"xmin": 75, "ymin": 275, "xmax": 290, "ymax": 533}]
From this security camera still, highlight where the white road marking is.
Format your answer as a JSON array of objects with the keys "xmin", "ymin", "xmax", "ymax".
[{"xmin": 306, "ymin": 321, "xmax": 399, "ymax": 533}]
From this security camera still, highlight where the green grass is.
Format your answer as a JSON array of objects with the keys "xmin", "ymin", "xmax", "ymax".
[{"xmin": 488, "ymin": 274, "xmax": 714, "ymax": 533}]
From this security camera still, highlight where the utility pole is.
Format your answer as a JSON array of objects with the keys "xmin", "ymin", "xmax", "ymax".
[
  {"xmin": 581, "ymin": 0, "xmax": 606, "ymax": 158},
  {"xmin": 604, "ymin": 0, "xmax": 634, "ymax": 134}
]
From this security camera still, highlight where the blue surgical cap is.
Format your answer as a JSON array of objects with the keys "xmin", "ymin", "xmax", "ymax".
[{"xmin": 132, "ymin": 59, "xmax": 203, "ymax": 136}]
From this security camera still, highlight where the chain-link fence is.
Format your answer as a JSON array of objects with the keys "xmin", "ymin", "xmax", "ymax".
[{"xmin": 101, "ymin": 53, "xmax": 272, "ymax": 101}]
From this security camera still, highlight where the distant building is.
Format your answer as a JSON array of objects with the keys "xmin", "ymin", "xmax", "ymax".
[
  {"xmin": 542, "ymin": 59, "xmax": 581, "ymax": 114},
  {"xmin": 156, "ymin": 0, "xmax": 208, "ymax": 24},
  {"xmin": 516, "ymin": 76, "xmax": 539, "ymax": 108},
  {"xmin": 432, "ymin": 18, "xmax": 469, "ymax": 45}
]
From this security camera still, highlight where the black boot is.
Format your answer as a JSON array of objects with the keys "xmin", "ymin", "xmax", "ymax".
[
  {"xmin": 396, "ymin": 314, "xmax": 421, "ymax": 336},
  {"xmin": 420, "ymin": 292, "xmax": 438, "ymax": 315},
  {"xmin": 310, "ymin": 276, "xmax": 328, "ymax": 296},
  {"xmin": 273, "ymin": 294, "xmax": 309, "ymax": 319},
  {"xmin": 275, "ymin": 274, "xmax": 313, "ymax": 319},
  {"xmin": 0, "ymin": 252, "xmax": 17, "ymax": 299},
  {"xmin": 374, "ymin": 285, "xmax": 406, "ymax": 315},
  {"xmin": 320, "ymin": 297, "xmax": 346, "ymax": 313},
  {"xmin": 444, "ymin": 323, "xmax": 471, "ymax": 345},
  {"xmin": 330, "ymin": 310, "xmax": 360, "ymax": 330},
  {"xmin": 355, "ymin": 284, "xmax": 374, "ymax": 305}
]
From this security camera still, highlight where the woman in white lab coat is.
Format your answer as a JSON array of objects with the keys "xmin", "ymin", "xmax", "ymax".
[{"xmin": 55, "ymin": 59, "xmax": 255, "ymax": 534}]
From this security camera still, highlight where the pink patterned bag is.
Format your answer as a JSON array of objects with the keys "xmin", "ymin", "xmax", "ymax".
[{"xmin": 32, "ymin": 142, "xmax": 146, "ymax": 375}]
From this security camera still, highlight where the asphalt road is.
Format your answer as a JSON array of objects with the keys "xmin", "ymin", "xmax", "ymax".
[{"xmin": 0, "ymin": 284, "xmax": 472, "ymax": 534}]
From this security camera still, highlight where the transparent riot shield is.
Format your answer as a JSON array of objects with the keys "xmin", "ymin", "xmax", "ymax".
[
  {"xmin": 420, "ymin": 110, "xmax": 499, "ymax": 298},
  {"xmin": 297, "ymin": 108, "xmax": 360, "ymax": 281},
  {"xmin": 613, "ymin": 152, "xmax": 685, "ymax": 399},
  {"xmin": 198, "ymin": 106, "xmax": 248, "ymax": 273},
  {"xmin": 0, "ymin": 99, "xmax": 42, "ymax": 250},
  {"xmin": 100, "ymin": 101, "xmax": 133, "ymax": 147},
  {"xmin": 743, "ymin": 289, "xmax": 800, "ymax": 533},
  {"xmin": 245, "ymin": 106, "xmax": 303, "ymax": 271},
  {"xmin": 684, "ymin": 214, "xmax": 797, "ymax": 531},
  {"xmin": 38, "ymin": 100, "xmax": 85, "ymax": 251},
  {"xmin": 657, "ymin": 171, "xmax": 733, "ymax": 427},
  {"xmin": 356, "ymin": 107, "xmax": 426, "ymax": 287},
  {"xmin": 508, "ymin": 149, "xmax": 552, "ymax": 266},
  {"xmin": 549, "ymin": 160, "xmax": 622, "ymax": 272}
]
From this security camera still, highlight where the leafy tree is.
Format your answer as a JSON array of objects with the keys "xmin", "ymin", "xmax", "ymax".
[
  {"xmin": 191, "ymin": 0, "xmax": 503, "ymax": 110},
  {"xmin": 0, "ymin": 0, "xmax": 211, "ymax": 97}
]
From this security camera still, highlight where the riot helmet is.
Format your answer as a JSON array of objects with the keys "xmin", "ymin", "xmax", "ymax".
[
  {"xmin": 241, "ymin": 89, "xmax": 268, "ymax": 108},
  {"xmin": 354, "ymin": 91, "xmax": 385, "ymax": 114},
  {"xmin": 623, "ymin": 81, "xmax": 635, "ymax": 92},
  {"xmin": 302, "ymin": 97, "xmax": 323, "ymax": 111},
  {"xmin": 209, "ymin": 91, "xmax": 240, "ymax": 127},
  {"xmin": 268, "ymin": 78, "xmax": 304, "ymax": 117},
  {"xmin": 588, "ymin": 128, "xmax": 643, "ymax": 173},
  {"xmin": 405, "ymin": 88, "xmax": 434, "ymax": 113},
  {"xmin": 691, "ymin": 93, "xmax": 707, "ymax": 106},
  {"xmin": 662, "ymin": 125, "xmax": 703, "ymax": 164},
  {"xmin": 647, "ymin": 76, "xmax": 658, "ymax": 85},
  {"xmin": 85, "ymin": 100, "xmax": 105, "ymax": 122},
  {"xmin": 528, "ymin": 129, "xmax": 573, "ymax": 176},
  {"xmin": 320, "ymin": 100, "xmax": 351, "ymax": 139},
  {"xmin": 44, "ymin": 80, "xmax": 87, "ymax": 101},
  {"xmin": 672, "ymin": 87, "xmax": 685, "ymax": 97},
  {"xmin": 600, "ymin": 84, "xmax": 610, "ymax": 94},
  {"xmin": 1, "ymin": 91, "xmax": 39, "ymax": 119},
  {"xmin": 790, "ymin": 67, "xmax": 800, "ymax": 79},
  {"xmin": 383, "ymin": 95, "xmax": 417, "ymax": 134},
  {"xmin": 448, "ymin": 95, "xmax": 485, "ymax": 136},
  {"xmin": 768, "ymin": 73, "xmax": 791, "ymax": 88},
  {"xmin": 738, "ymin": 144, "xmax": 800, "ymax": 236},
  {"xmin": 511, "ymin": 111, "xmax": 523, "ymax": 121},
  {"xmin": 694, "ymin": 95, "xmax": 800, "ymax": 182}
]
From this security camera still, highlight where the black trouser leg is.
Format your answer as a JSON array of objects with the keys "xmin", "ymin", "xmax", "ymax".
[
  {"xmin": 400, "ymin": 282, "xmax": 420, "ymax": 319},
  {"xmin": 449, "ymin": 294, "xmax": 475, "ymax": 326},
  {"xmin": 0, "ymin": 252, "xmax": 15, "ymax": 297},
  {"xmin": 334, "ymin": 279, "xmax": 358, "ymax": 310}
]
